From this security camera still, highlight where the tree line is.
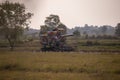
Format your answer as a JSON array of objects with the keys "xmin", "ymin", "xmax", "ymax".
[
  {"xmin": 0, "ymin": 1, "xmax": 120, "ymax": 51},
  {"xmin": 72, "ymin": 24, "xmax": 120, "ymax": 38}
]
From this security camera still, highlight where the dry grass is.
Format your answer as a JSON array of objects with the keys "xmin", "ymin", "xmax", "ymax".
[{"xmin": 0, "ymin": 52, "xmax": 120, "ymax": 80}]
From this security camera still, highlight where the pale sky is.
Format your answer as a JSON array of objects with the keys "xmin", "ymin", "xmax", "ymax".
[{"xmin": 0, "ymin": 0, "xmax": 120, "ymax": 29}]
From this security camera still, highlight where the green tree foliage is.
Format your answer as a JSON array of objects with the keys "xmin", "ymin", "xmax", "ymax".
[
  {"xmin": 41, "ymin": 14, "xmax": 67, "ymax": 34},
  {"xmin": 44, "ymin": 14, "xmax": 60, "ymax": 29},
  {"xmin": 73, "ymin": 30, "xmax": 80, "ymax": 36},
  {"xmin": 100, "ymin": 26, "xmax": 107, "ymax": 35},
  {"xmin": 115, "ymin": 23, "xmax": 120, "ymax": 37},
  {"xmin": 0, "ymin": 1, "xmax": 33, "ymax": 50}
]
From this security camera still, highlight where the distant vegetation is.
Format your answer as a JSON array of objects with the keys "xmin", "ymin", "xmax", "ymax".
[
  {"xmin": 0, "ymin": 1, "xmax": 120, "ymax": 51},
  {"xmin": 68, "ymin": 24, "xmax": 117, "ymax": 37}
]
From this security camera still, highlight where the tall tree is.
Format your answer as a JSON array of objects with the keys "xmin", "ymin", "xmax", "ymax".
[
  {"xmin": 44, "ymin": 14, "xmax": 60, "ymax": 29},
  {"xmin": 0, "ymin": 1, "xmax": 33, "ymax": 50},
  {"xmin": 115, "ymin": 23, "xmax": 120, "ymax": 37},
  {"xmin": 43, "ymin": 14, "xmax": 67, "ymax": 34}
]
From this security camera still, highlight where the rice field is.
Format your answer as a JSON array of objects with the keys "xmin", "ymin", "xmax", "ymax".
[{"xmin": 0, "ymin": 52, "xmax": 120, "ymax": 80}]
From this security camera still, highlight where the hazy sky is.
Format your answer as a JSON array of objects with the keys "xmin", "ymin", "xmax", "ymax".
[{"xmin": 0, "ymin": 0, "xmax": 120, "ymax": 29}]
